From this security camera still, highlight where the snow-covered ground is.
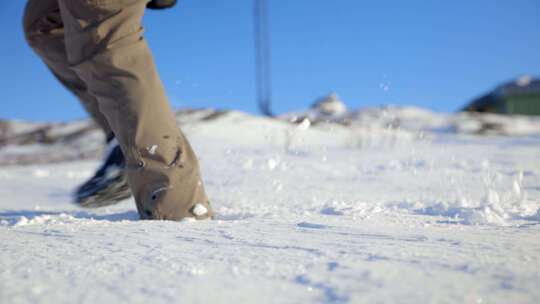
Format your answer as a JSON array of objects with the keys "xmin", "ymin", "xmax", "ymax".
[{"xmin": 1, "ymin": 108, "xmax": 540, "ymax": 303}]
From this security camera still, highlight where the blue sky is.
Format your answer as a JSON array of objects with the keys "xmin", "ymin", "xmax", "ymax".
[{"xmin": 0, "ymin": 0, "xmax": 539, "ymax": 121}]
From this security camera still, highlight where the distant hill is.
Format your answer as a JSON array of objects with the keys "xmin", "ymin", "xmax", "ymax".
[{"xmin": 463, "ymin": 75, "xmax": 540, "ymax": 115}]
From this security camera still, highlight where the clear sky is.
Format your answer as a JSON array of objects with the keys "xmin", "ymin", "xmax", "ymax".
[{"xmin": 1, "ymin": 0, "xmax": 539, "ymax": 122}]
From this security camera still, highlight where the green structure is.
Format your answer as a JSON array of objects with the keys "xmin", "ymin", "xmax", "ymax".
[{"xmin": 463, "ymin": 76, "xmax": 540, "ymax": 116}]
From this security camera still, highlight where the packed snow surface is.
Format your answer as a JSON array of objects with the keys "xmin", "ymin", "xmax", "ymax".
[{"xmin": 1, "ymin": 108, "xmax": 540, "ymax": 303}]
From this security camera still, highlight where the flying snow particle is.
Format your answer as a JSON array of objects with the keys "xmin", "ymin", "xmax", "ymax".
[
  {"xmin": 192, "ymin": 203, "xmax": 208, "ymax": 217},
  {"xmin": 379, "ymin": 83, "xmax": 390, "ymax": 91},
  {"xmin": 267, "ymin": 158, "xmax": 279, "ymax": 171},
  {"xmin": 512, "ymin": 179, "xmax": 522, "ymax": 198},
  {"xmin": 147, "ymin": 145, "xmax": 158, "ymax": 155}
]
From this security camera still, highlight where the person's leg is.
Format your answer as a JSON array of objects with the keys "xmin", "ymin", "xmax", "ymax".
[
  {"xmin": 57, "ymin": 0, "xmax": 213, "ymax": 220},
  {"xmin": 23, "ymin": 0, "xmax": 113, "ymax": 138},
  {"xmin": 24, "ymin": 0, "xmax": 132, "ymax": 208}
]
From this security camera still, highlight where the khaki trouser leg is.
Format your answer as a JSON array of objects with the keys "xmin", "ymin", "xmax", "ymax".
[
  {"xmin": 23, "ymin": 0, "xmax": 113, "ymax": 138},
  {"xmin": 24, "ymin": 0, "xmax": 213, "ymax": 220}
]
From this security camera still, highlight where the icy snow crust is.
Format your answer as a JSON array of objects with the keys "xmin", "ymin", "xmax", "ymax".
[{"xmin": 1, "ymin": 108, "xmax": 540, "ymax": 303}]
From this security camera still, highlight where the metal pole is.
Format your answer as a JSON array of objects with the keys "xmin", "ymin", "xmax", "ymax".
[{"xmin": 254, "ymin": 0, "xmax": 274, "ymax": 116}]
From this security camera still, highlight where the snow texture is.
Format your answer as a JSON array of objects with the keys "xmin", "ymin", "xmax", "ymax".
[{"xmin": 1, "ymin": 108, "xmax": 540, "ymax": 303}]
